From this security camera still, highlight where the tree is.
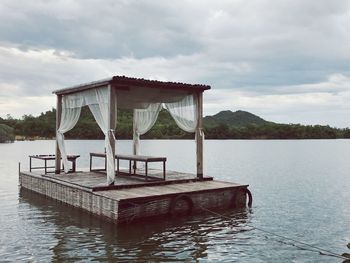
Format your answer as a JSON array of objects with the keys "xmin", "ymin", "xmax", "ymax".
[{"xmin": 0, "ymin": 124, "xmax": 14, "ymax": 143}]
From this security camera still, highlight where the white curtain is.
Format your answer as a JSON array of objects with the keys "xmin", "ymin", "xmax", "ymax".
[
  {"xmin": 164, "ymin": 94, "xmax": 198, "ymax": 133},
  {"xmin": 57, "ymin": 87, "xmax": 116, "ymax": 184},
  {"xmin": 132, "ymin": 95, "xmax": 199, "ymax": 155},
  {"xmin": 133, "ymin": 103, "xmax": 162, "ymax": 155},
  {"xmin": 88, "ymin": 88, "xmax": 116, "ymax": 185},
  {"xmin": 57, "ymin": 97, "xmax": 82, "ymax": 173}
]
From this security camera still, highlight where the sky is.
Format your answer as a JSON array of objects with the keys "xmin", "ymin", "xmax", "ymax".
[{"xmin": 1, "ymin": 0, "xmax": 350, "ymax": 127}]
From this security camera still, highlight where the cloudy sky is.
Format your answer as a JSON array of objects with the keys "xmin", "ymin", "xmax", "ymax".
[{"xmin": 1, "ymin": 0, "xmax": 350, "ymax": 127}]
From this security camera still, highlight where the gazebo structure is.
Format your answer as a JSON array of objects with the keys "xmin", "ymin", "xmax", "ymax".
[
  {"xmin": 53, "ymin": 76, "xmax": 209, "ymax": 185},
  {"xmin": 19, "ymin": 76, "xmax": 251, "ymax": 224}
]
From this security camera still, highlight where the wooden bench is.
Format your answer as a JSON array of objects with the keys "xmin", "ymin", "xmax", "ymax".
[
  {"xmin": 29, "ymin": 154, "xmax": 80, "ymax": 174},
  {"xmin": 89, "ymin": 152, "xmax": 167, "ymax": 180}
]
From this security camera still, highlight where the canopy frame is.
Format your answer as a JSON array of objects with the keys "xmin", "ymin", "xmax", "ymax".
[{"xmin": 53, "ymin": 76, "xmax": 210, "ymax": 183}]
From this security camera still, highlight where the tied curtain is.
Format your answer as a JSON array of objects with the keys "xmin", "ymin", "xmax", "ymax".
[
  {"xmin": 133, "ymin": 94, "xmax": 199, "ymax": 154},
  {"xmin": 133, "ymin": 103, "xmax": 162, "ymax": 155},
  {"xmin": 165, "ymin": 94, "xmax": 198, "ymax": 133},
  {"xmin": 87, "ymin": 89, "xmax": 116, "ymax": 185},
  {"xmin": 57, "ymin": 87, "xmax": 116, "ymax": 184},
  {"xmin": 57, "ymin": 98, "xmax": 81, "ymax": 173}
]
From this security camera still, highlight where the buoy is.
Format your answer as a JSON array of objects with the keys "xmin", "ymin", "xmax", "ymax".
[
  {"xmin": 231, "ymin": 188, "xmax": 253, "ymax": 208},
  {"xmin": 169, "ymin": 194, "xmax": 194, "ymax": 217}
]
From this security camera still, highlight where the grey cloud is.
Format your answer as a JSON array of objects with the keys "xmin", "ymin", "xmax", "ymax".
[
  {"xmin": 1, "ymin": 0, "xmax": 350, "ymax": 126},
  {"xmin": 0, "ymin": 0, "xmax": 203, "ymax": 59}
]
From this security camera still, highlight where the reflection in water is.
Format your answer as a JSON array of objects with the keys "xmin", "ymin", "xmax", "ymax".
[{"xmin": 19, "ymin": 188, "xmax": 251, "ymax": 262}]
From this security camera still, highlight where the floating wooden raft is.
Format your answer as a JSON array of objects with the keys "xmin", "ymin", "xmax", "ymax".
[{"xmin": 19, "ymin": 170, "xmax": 250, "ymax": 224}]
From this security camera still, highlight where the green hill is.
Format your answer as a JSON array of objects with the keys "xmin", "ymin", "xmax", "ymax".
[{"xmin": 204, "ymin": 110, "xmax": 268, "ymax": 127}]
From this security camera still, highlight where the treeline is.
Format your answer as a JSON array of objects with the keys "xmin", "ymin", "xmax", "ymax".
[
  {"xmin": 1, "ymin": 110, "xmax": 56, "ymax": 139},
  {"xmin": 0, "ymin": 124, "xmax": 15, "ymax": 142},
  {"xmin": 204, "ymin": 123, "xmax": 350, "ymax": 139},
  {"xmin": 1, "ymin": 108, "xmax": 350, "ymax": 140}
]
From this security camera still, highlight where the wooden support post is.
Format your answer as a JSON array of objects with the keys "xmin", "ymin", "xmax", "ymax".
[
  {"xmin": 55, "ymin": 95, "xmax": 62, "ymax": 174},
  {"xmin": 108, "ymin": 84, "xmax": 116, "ymax": 182},
  {"xmin": 196, "ymin": 92, "xmax": 204, "ymax": 179},
  {"xmin": 132, "ymin": 110, "xmax": 138, "ymax": 171},
  {"xmin": 132, "ymin": 110, "xmax": 137, "ymax": 155}
]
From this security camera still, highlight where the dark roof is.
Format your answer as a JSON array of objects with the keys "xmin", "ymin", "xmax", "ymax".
[{"xmin": 53, "ymin": 75, "xmax": 211, "ymax": 95}]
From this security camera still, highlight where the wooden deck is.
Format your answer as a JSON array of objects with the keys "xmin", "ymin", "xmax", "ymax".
[
  {"xmin": 19, "ymin": 169, "xmax": 250, "ymax": 224},
  {"xmin": 43, "ymin": 168, "xmax": 214, "ymax": 191}
]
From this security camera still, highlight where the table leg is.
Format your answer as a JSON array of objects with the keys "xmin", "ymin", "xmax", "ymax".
[
  {"xmin": 72, "ymin": 160, "xmax": 76, "ymax": 172},
  {"xmin": 29, "ymin": 157, "xmax": 32, "ymax": 172},
  {"xmin": 133, "ymin": 160, "xmax": 136, "ymax": 174},
  {"xmin": 145, "ymin": 161, "xmax": 148, "ymax": 181},
  {"xmin": 117, "ymin": 158, "xmax": 119, "ymax": 176},
  {"xmin": 44, "ymin": 159, "xmax": 47, "ymax": 174},
  {"xmin": 89, "ymin": 155, "xmax": 92, "ymax": 171},
  {"xmin": 129, "ymin": 160, "xmax": 131, "ymax": 175},
  {"xmin": 163, "ymin": 160, "xmax": 166, "ymax": 180}
]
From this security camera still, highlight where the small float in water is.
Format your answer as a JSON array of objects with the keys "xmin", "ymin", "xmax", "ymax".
[{"xmin": 19, "ymin": 75, "xmax": 252, "ymax": 224}]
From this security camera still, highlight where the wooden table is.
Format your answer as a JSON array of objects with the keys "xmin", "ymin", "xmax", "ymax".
[
  {"xmin": 29, "ymin": 154, "xmax": 80, "ymax": 174},
  {"xmin": 89, "ymin": 153, "xmax": 167, "ymax": 180}
]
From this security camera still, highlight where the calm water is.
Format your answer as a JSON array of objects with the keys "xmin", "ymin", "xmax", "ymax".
[{"xmin": 0, "ymin": 140, "xmax": 349, "ymax": 262}]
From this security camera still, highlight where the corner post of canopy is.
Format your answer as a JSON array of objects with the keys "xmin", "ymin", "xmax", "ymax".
[
  {"xmin": 55, "ymin": 94, "xmax": 62, "ymax": 173},
  {"xmin": 196, "ymin": 91, "xmax": 204, "ymax": 179},
  {"xmin": 107, "ymin": 84, "xmax": 116, "ymax": 183}
]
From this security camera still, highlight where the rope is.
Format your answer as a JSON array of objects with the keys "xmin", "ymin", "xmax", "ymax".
[
  {"xmin": 119, "ymin": 197, "xmax": 348, "ymax": 260},
  {"xmin": 199, "ymin": 206, "xmax": 348, "ymax": 260}
]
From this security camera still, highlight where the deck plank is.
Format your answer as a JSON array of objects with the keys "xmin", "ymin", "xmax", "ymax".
[
  {"xmin": 97, "ymin": 180, "xmax": 245, "ymax": 201},
  {"xmin": 42, "ymin": 168, "xmax": 208, "ymax": 189}
]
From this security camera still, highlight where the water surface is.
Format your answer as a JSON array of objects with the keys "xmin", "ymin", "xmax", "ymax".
[{"xmin": 0, "ymin": 140, "xmax": 349, "ymax": 262}]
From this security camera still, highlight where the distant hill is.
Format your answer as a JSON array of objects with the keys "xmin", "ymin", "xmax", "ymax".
[{"xmin": 204, "ymin": 110, "xmax": 269, "ymax": 127}]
